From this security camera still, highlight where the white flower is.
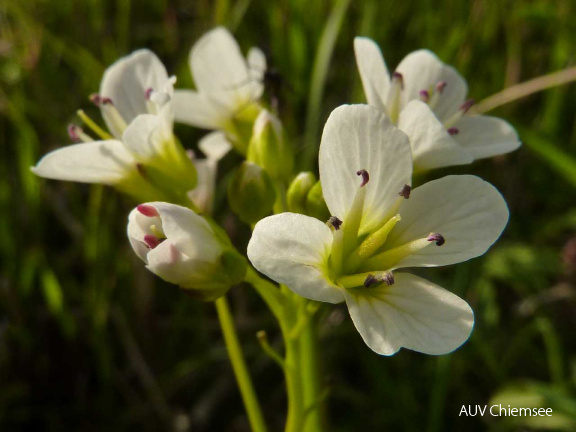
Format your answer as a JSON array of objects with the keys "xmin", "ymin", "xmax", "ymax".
[
  {"xmin": 248, "ymin": 104, "xmax": 509, "ymax": 355},
  {"xmin": 173, "ymin": 27, "xmax": 267, "ymax": 152},
  {"xmin": 354, "ymin": 37, "xmax": 521, "ymax": 172},
  {"xmin": 128, "ymin": 202, "xmax": 246, "ymax": 300},
  {"xmin": 32, "ymin": 50, "xmax": 197, "ymax": 203}
]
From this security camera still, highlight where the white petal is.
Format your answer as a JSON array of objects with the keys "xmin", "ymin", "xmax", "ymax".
[
  {"xmin": 345, "ymin": 273, "xmax": 474, "ymax": 355},
  {"xmin": 248, "ymin": 213, "xmax": 344, "ymax": 304},
  {"xmin": 100, "ymin": 49, "xmax": 169, "ymax": 137},
  {"xmin": 146, "ymin": 238, "xmax": 211, "ymax": 287},
  {"xmin": 247, "ymin": 47, "xmax": 267, "ymax": 87},
  {"xmin": 386, "ymin": 175, "xmax": 509, "ymax": 268},
  {"xmin": 454, "ymin": 115, "xmax": 521, "ymax": 160},
  {"xmin": 398, "ymin": 100, "xmax": 473, "ymax": 171},
  {"xmin": 187, "ymin": 132, "xmax": 230, "ymax": 214},
  {"xmin": 188, "ymin": 158, "xmax": 217, "ymax": 215},
  {"xmin": 190, "ymin": 27, "xmax": 255, "ymax": 112},
  {"xmin": 319, "ymin": 104, "xmax": 412, "ymax": 233},
  {"xmin": 172, "ymin": 90, "xmax": 229, "ymax": 130},
  {"xmin": 354, "ymin": 37, "xmax": 390, "ymax": 111},
  {"xmin": 122, "ymin": 114, "xmax": 169, "ymax": 161},
  {"xmin": 198, "ymin": 131, "xmax": 232, "ymax": 161},
  {"xmin": 152, "ymin": 202, "xmax": 221, "ymax": 261},
  {"xmin": 32, "ymin": 140, "xmax": 134, "ymax": 184},
  {"xmin": 396, "ymin": 50, "xmax": 468, "ymax": 122}
]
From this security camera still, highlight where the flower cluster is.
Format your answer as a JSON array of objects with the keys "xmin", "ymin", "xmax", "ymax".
[{"xmin": 33, "ymin": 27, "xmax": 520, "ymax": 356}]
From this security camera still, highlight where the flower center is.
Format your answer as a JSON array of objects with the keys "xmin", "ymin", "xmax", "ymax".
[
  {"xmin": 137, "ymin": 204, "xmax": 167, "ymax": 249},
  {"xmin": 326, "ymin": 169, "xmax": 445, "ymax": 290},
  {"xmin": 414, "ymin": 79, "xmax": 476, "ymax": 135}
]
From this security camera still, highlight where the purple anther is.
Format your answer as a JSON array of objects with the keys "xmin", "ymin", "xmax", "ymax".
[
  {"xmin": 436, "ymin": 81, "xmax": 447, "ymax": 93},
  {"xmin": 364, "ymin": 274, "xmax": 378, "ymax": 288},
  {"xmin": 357, "ymin": 169, "xmax": 370, "ymax": 187},
  {"xmin": 89, "ymin": 94, "xmax": 103, "ymax": 106},
  {"xmin": 447, "ymin": 127, "xmax": 459, "ymax": 136},
  {"xmin": 67, "ymin": 124, "xmax": 83, "ymax": 142},
  {"xmin": 419, "ymin": 90, "xmax": 430, "ymax": 103},
  {"xmin": 328, "ymin": 216, "xmax": 343, "ymax": 231},
  {"xmin": 398, "ymin": 184, "xmax": 411, "ymax": 199},
  {"xmin": 145, "ymin": 87, "xmax": 154, "ymax": 100},
  {"xmin": 143, "ymin": 234, "xmax": 163, "ymax": 249},
  {"xmin": 460, "ymin": 99, "xmax": 475, "ymax": 113},
  {"xmin": 382, "ymin": 272, "xmax": 395, "ymax": 286},
  {"xmin": 137, "ymin": 204, "xmax": 159, "ymax": 217},
  {"xmin": 101, "ymin": 97, "xmax": 114, "ymax": 105},
  {"xmin": 427, "ymin": 233, "xmax": 446, "ymax": 246},
  {"xmin": 392, "ymin": 71, "xmax": 404, "ymax": 89}
]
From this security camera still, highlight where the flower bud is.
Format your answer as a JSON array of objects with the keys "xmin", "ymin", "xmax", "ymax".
[
  {"xmin": 247, "ymin": 110, "xmax": 294, "ymax": 181},
  {"xmin": 306, "ymin": 181, "xmax": 330, "ymax": 221},
  {"xmin": 127, "ymin": 202, "xmax": 246, "ymax": 301},
  {"xmin": 228, "ymin": 161, "xmax": 276, "ymax": 225},
  {"xmin": 287, "ymin": 172, "xmax": 317, "ymax": 214}
]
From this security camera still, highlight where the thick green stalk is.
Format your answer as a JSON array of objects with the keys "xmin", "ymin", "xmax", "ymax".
[
  {"xmin": 299, "ymin": 311, "xmax": 325, "ymax": 432},
  {"xmin": 215, "ymin": 296, "xmax": 268, "ymax": 432},
  {"xmin": 282, "ymin": 321, "xmax": 305, "ymax": 432}
]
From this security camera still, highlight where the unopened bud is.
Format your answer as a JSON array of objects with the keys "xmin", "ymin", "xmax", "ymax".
[
  {"xmin": 287, "ymin": 172, "xmax": 317, "ymax": 214},
  {"xmin": 247, "ymin": 110, "xmax": 294, "ymax": 181},
  {"xmin": 228, "ymin": 162, "xmax": 276, "ymax": 224},
  {"xmin": 306, "ymin": 181, "xmax": 330, "ymax": 222},
  {"xmin": 127, "ymin": 202, "xmax": 246, "ymax": 301}
]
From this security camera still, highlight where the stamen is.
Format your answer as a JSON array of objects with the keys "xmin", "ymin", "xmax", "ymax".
[
  {"xmin": 89, "ymin": 94, "xmax": 113, "ymax": 106},
  {"xmin": 346, "ymin": 214, "xmax": 401, "ymax": 272},
  {"xmin": 67, "ymin": 124, "xmax": 93, "ymax": 143},
  {"xmin": 89, "ymin": 94, "xmax": 102, "ymax": 106},
  {"xmin": 443, "ymin": 99, "xmax": 475, "ymax": 128},
  {"xmin": 447, "ymin": 127, "xmax": 459, "ymax": 136},
  {"xmin": 398, "ymin": 184, "xmax": 411, "ymax": 199},
  {"xmin": 382, "ymin": 271, "xmax": 394, "ymax": 286},
  {"xmin": 427, "ymin": 233, "xmax": 445, "ymax": 246},
  {"xmin": 419, "ymin": 90, "xmax": 430, "ymax": 103},
  {"xmin": 145, "ymin": 88, "xmax": 154, "ymax": 100},
  {"xmin": 143, "ymin": 234, "xmax": 163, "ymax": 249},
  {"xmin": 98, "ymin": 96, "xmax": 128, "ymax": 133},
  {"xmin": 361, "ymin": 237, "xmax": 434, "ymax": 271},
  {"xmin": 137, "ymin": 204, "xmax": 159, "ymax": 217},
  {"xmin": 392, "ymin": 72, "xmax": 404, "ymax": 90},
  {"xmin": 76, "ymin": 109, "xmax": 113, "ymax": 140},
  {"xmin": 357, "ymin": 169, "xmax": 369, "ymax": 187},
  {"xmin": 364, "ymin": 274, "xmax": 378, "ymax": 288},
  {"xmin": 460, "ymin": 99, "xmax": 475, "ymax": 113},
  {"xmin": 436, "ymin": 81, "xmax": 447, "ymax": 93},
  {"xmin": 386, "ymin": 72, "xmax": 404, "ymax": 123},
  {"xmin": 327, "ymin": 216, "xmax": 343, "ymax": 231},
  {"xmin": 338, "ymin": 271, "xmax": 395, "ymax": 289}
]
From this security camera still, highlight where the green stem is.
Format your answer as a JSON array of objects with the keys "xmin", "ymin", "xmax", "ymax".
[
  {"xmin": 215, "ymin": 296, "xmax": 268, "ymax": 432},
  {"xmin": 245, "ymin": 268, "xmax": 326, "ymax": 432},
  {"xmin": 282, "ymin": 317, "xmax": 305, "ymax": 432},
  {"xmin": 300, "ymin": 312, "xmax": 325, "ymax": 432}
]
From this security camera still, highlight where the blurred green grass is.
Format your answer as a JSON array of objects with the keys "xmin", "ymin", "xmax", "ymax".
[{"xmin": 1, "ymin": 0, "xmax": 576, "ymax": 430}]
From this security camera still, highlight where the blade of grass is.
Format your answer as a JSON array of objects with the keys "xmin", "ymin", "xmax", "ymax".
[
  {"xmin": 302, "ymin": 0, "xmax": 351, "ymax": 171},
  {"xmin": 518, "ymin": 127, "xmax": 576, "ymax": 190}
]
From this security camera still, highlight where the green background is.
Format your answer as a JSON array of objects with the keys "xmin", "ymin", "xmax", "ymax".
[{"xmin": 1, "ymin": 0, "xmax": 576, "ymax": 430}]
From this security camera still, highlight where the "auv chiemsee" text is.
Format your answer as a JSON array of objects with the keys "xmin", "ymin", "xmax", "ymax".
[{"xmin": 460, "ymin": 405, "xmax": 552, "ymax": 417}]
